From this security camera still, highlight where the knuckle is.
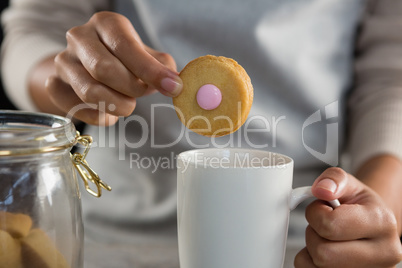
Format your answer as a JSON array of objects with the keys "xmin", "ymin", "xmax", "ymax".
[
  {"xmin": 66, "ymin": 25, "xmax": 85, "ymax": 43},
  {"xmin": 89, "ymin": 12, "xmax": 103, "ymax": 23},
  {"xmin": 385, "ymin": 243, "xmax": 402, "ymax": 266},
  {"xmin": 293, "ymin": 251, "xmax": 305, "ymax": 267},
  {"xmin": 370, "ymin": 208, "xmax": 402, "ymax": 266},
  {"xmin": 45, "ymin": 76, "xmax": 57, "ymax": 87},
  {"xmin": 311, "ymin": 243, "xmax": 336, "ymax": 267},
  {"xmin": 91, "ymin": 13, "xmax": 131, "ymax": 54},
  {"xmin": 157, "ymin": 52, "xmax": 174, "ymax": 64},
  {"xmin": 306, "ymin": 226, "xmax": 338, "ymax": 267},
  {"xmin": 374, "ymin": 206, "xmax": 398, "ymax": 235},
  {"xmin": 113, "ymin": 98, "xmax": 136, "ymax": 117},
  {"xmin": 87, "ymin": 57, "xmax": 113, "ymax": 81},
  {"xmin": 91, "ymin": 11, "xmax": 126, "ymax": 24},
  {"xmin": 53, "ymin": 53, "xmax": 62, "ymax": 66},
  {"xmin": 45, "ymin": 76, "xmax": 60, "ymax": 93},
  {"xmin": 90, "ymin": 11, "xmax": 115, "ymax": 24},
  {"xmin": 384, "ymin": 211, "xmax": 398, "ymax": 234},
  {"xmin": 108, "ymin": 34, "xmax": 129, "ymax": 55},
  {"xmin": 54, "ymin": 51, "xmax": 69, "ymax": 68},
  {"xmin": 377, "ymin": 238, "xmax": 402, "ymax": 267},
  {"xmin": 392, "ymin": 243, "xmax": 402, "ymax": 264},
  {"xmin": 315, "ymin": 217, "xmax": 339, "ymax": 240},
  {"xmin": 79, "ymin": 82, "xmax": 101, "ymax": 104},
  {"xmin": 121, "ymin": 104, "xmax": 136, "ymax": 117},
  {"xmin": 306, "ymin": 205, "xmax": 339, "ymax": 240}
]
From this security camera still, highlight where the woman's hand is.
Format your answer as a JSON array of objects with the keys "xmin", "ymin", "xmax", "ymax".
[
  {"xmin": 46, "ymin": 11, "xmax": 182, "ymax": 125},
  {"xmin": 294, "ymin": 167, "xmax": 402, "ymax": 268}
]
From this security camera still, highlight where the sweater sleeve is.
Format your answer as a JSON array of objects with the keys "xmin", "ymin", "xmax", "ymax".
[
  {"xmin": 0, "ymin": 0, "xmax": 110, "ymax": 111},
  {"xmin": 349, "ymin": 0, "xmax": 402, "ymax": 172}
]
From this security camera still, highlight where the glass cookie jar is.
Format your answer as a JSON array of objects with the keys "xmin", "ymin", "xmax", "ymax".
[{"xmin": 0, "ymin": 110, "xmax": 111, "ymax": 268}]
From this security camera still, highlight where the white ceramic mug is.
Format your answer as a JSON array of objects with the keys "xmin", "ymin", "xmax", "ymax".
[{"xmin": 177, "ymin": 148, "xmax": 339, "ymax": 268}]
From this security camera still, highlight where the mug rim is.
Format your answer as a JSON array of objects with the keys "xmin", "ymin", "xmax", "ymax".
[{"xmin": 177, "ymin": 148, "xmax": 293, "ymax": 169}]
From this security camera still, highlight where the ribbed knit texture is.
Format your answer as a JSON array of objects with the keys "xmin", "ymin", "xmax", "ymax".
[{"xmin": 350, "ymin": 0, "xmax": 402, "ymax": 172}]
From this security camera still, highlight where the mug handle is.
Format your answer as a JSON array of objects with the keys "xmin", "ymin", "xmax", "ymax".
[{"xmin": 289, "ymin": 186, "xmax": 340, "ymax": 210}]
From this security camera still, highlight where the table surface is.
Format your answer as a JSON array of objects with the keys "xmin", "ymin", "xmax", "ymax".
[{"xmin": 83, "ymin": 236, "xmax": 402, "ymax": 268}]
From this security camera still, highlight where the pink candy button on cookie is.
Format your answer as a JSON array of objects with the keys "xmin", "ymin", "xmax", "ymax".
[{"xmin": 196, "ymin": 84, "xmax": 222, "ymax": 110}]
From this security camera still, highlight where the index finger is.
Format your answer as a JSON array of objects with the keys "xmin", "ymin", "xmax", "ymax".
[{"xmin": 305, "ymin": 199, "xmax": 391, "ymax": 241}]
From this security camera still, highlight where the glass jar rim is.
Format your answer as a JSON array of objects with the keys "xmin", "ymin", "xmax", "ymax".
[{"xmin": 0, "ymin": 110, "xmax": 76, "ymax": 156}]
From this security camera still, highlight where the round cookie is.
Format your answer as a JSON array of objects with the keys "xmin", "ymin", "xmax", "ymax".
[
  {"xmin": 0, "ymin": 211, "xmax": 32, "ymax": 238},
  {"xmin": 173, "ymin": 55, "xmax": 253, "ymax": 137},
  {"xmin": 0, "ymin": 230, "xmax": 22, "ymax": 268}
]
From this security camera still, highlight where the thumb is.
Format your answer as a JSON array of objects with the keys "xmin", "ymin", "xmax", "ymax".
[{"xmin": 311, "ymin": 167, "xmax": 362, "ymax": 204}]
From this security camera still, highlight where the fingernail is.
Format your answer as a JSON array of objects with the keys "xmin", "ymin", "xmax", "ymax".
[
  {"xmin": 316, "ymin": 178, "xmax": 338, "ymax": 194},
  {"xmin": 161, "ymin": 77, "xmax": 182, "ymax": 97}
]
